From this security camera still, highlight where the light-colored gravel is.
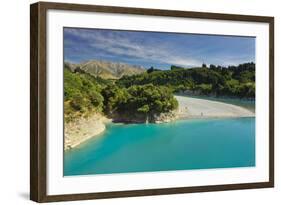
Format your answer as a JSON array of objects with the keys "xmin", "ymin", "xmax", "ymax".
[{"xmin": 175, "ymin": 95, "xmax": 255, "ymax": 119}]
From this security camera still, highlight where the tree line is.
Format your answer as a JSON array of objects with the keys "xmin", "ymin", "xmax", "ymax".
[
  {"xmin": 64, "ymin": 67, "xmax": 178, "ymax": 122},
  {"xmin": 117, "ymin": 62, "xmax": 255, "ymax": 99}
]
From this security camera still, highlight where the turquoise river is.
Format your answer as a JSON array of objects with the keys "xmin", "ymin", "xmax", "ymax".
[{"xmin": 64, "ymin": 117, "xmax": 255, "ymax": 176}]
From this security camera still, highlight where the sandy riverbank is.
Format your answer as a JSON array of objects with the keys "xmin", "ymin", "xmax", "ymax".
[
  {"xmin": 64, "ymin": 114, "xmax": 111, "ymax": 150},
  {"xmin": 175, "ymin": 95, "xmax": 255, "ymax": 119}
]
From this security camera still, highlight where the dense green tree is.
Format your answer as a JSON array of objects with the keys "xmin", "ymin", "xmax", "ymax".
[
  {"xmin": 210, "ymin": 64, "xmax": 216, "ymax": 70},
  {"xmin": 64, "ymin": 69, "xmax": 105, "ymax": 122},
  {"xmin": 124, "ymin": 84, "xmax": 178, "ymax": 120},
  {"xmin": 171, "ymin": 65, "xmax": 184, "ymax": 70},
  {"xmin": 117, "ymin": 62, "xmax": 255, "ymax": 98},
  {"xmin": 196, "ymin": 84, "xmax": 212, "ymax": 95},
  {"xmin": 101, "ymin": 84, "xmax": 130, "ymax": 115}
]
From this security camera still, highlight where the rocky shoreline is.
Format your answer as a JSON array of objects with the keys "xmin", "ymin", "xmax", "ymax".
[
  {"xmin": 154, "ymin": 111, "xmax": 178, "ymax": 123},
  {"xmin": 111, "ymin": 111, "xmax": 178, "ymax": 124},
  {"xmin": 64, "ymin": 113, "xmax": 111, "ymax": 150},
  {"xmin": 64, "ymin": 111, "xmax": 178, "ymax": 150}
]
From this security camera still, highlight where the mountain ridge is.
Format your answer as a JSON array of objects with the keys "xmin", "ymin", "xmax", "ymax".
[{"xmin": 64, "ymin": 60, "xmax": 145, "ymax": 79}]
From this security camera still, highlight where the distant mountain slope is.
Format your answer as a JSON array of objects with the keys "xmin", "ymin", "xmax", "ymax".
[{"xmin": 64, "ymin": 60, "xmax": 145, "ymax": 79}]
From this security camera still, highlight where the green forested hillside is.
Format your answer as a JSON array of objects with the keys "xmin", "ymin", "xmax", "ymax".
[
  {"xmin": 64, "ymin": 62, "xmax": 255, "ymax": 122},
  {"xmin": 64, "ymin": 69, "xmax": 109, "ymax": 122},
  {"xmin": 101, "ymin": 84, "xmax": 178, "ymax": 122},
  {"xmin": 117, "ymin": 63, "xmax": 255, "ymax": 99},
  {"xmin": 64, "ymin": 69, "xmax": 177, "ymax": 122}
]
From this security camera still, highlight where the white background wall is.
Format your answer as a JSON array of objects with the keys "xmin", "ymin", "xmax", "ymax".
[{"xmin": 0, "ymin": 0, "xmax": 279, "ymax": 204}]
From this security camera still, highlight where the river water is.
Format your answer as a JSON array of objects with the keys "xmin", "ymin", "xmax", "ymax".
[{"xmin": 64, "ymin": 117, "xmax": 255, "ymax": 176}]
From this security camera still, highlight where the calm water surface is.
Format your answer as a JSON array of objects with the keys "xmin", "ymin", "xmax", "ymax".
[{"xmin": 64, "ymin": 117, "xmax": 255, "ymax": 176}]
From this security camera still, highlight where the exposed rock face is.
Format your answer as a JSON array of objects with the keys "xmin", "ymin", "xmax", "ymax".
[
  {"xmin": 64, "ymin": 60, "xmax": 145, "ymax": 79},
  {"xmin": 64, "ymin": 114, "xmax": 111, "ymax": 150},
  {"xmin": 111, "ymin": 111, "xmax": 178, "ymax": 124},
  {"xmin": 154, "ymin": 111, "xmax": 178, "ymax": 123},
  {"xmin": 153, "ymin": 111, "xmax": 178, "ymax": 123}
]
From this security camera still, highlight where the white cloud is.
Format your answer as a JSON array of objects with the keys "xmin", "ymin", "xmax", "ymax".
[{"xmin": 65, "ymin": 28, "xmax": 202, "ymax": 67}]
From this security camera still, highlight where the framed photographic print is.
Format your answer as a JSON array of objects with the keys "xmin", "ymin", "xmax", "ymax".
[{"xmin": 30, "ymin": 1, "xmax": 274, "ymax": 202}]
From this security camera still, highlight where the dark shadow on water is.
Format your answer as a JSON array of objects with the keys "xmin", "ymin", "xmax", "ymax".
[{"xmin": 18, "ymin": 192, "xmax": 29, "ymax": 200}]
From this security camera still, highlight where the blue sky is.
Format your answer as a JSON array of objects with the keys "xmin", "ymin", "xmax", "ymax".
[{"xmin": 64, "ymin": 27, "xmax": 255, "ymax": 70}]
